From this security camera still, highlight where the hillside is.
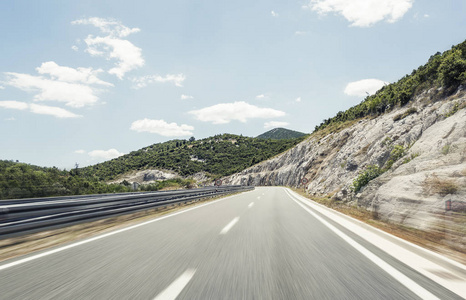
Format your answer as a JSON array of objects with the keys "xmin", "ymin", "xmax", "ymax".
[
  {"xmin": 257, "ymin": 128, "xmax": 307, "ymax": 140},
  {"xmin": 0, "ymin": 134, "xmax": 305, "ymax": 200},
  {"xmin": 81, "ymin": 133, "xmax": 306, "ymax": 181},
  {"xmin": 226, "ymin": 41, "xmax": 466, "ymax": 252}
]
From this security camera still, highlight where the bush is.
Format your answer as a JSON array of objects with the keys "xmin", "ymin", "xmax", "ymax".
[
  {"xmin": 351, "ymin": 165, "xmax": 382, "ymax": 193},
  {"xmin": 438, "ymin": 49, "xmax": 466, "ymax": 87},
  {"xmin": 382, "ymin": 145, "xmax": 406, "ymax": 171},
  {"xmin": 350, "ymin": 144, "xmax": 407, "ymax": 194},
  {"xmin": 423, "ymin": 175, "xmax": 458, "ymax": 196},
  {"xmin": 441, "ymin": 144, "xmax": 451, "ymax": 155}
]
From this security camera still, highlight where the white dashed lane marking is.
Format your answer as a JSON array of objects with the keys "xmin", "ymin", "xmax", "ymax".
[{"xmin": 220, "ymin": 217, "xmax": 240, "ymax": 235}]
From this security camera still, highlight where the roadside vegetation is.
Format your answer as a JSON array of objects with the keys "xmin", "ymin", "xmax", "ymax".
[{"xmin": 351, "ymin": 144, "xmax": 407, "ymax": 193}]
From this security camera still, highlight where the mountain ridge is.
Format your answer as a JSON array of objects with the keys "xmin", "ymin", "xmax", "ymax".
[{"xmin": 257, "ymin": 128, "xmax": 307, "ymax": 140}]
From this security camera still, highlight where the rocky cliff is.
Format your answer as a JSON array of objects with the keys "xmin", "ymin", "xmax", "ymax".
[{"xmin": 227, "ymin": 89, "xmax": 466, "ymax": 250}]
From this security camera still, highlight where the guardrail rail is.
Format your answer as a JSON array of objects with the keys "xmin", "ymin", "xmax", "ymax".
[{"xmin": 0, "ymin": 185, "xmax": 254, "ymax": 237}]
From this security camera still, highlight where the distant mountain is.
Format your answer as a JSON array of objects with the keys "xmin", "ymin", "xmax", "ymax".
[
  {"xmin": 257, "ymin": 128, "xmax": 308, "ymax": 140},
  {"xmin": 81, "ymin": 133, "xmax": 306, "ymax": 181}
]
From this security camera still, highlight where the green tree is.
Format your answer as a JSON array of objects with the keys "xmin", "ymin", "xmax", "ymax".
[{"xmin": 438, "ymin": 49, "xmax": 466, "ymax": 87}]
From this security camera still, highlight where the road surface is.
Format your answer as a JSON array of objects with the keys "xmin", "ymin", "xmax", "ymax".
[{"xmin": 0, "ymin": 187, "xmax": 464, "ymax": 299}]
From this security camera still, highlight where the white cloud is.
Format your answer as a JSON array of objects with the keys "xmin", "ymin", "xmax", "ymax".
[
  {"xmin": 71, "ymin": 45, "xmax": 79, "ymax": 51},
  {"xmin": 72, "ymin": 17, "xmax": 140, "ymax": 38},
  {"xmin": 294, "ymin": 31, "xmax": 307, "ymax": 36},
  {"xmin": 0, "ymin": 100, "xmax": 29, "ymax": 110},
  {"xmin": 304, "ymin": 0, "xmax": 413, "ymax": 27},
  {"xmin": 0, "ymin": 101, "xmax": 81, "ymax": 118},
  {"xmin": 73, "ymin": 17, "xmax": 144, "ymax": 79},
  {"xmin": 271, "ymin": 11, "xmax": 279, "ymax": 17},
  {"xmin": 344, "ymin": 79, "xmax": 388, "ymax": 97},
  {"xmin": 84, "ymin": 36, "xmax": 144, "ymax": 79},
  {"xmin": 130, "ymin": 118, "xmax": 194, "ymax": 136},
  {"xmin": 295, "ymin": 97, "xmax": 302, "ymax": 102},
  {"xmin": 181, "ymin": 94, "xmax": 194, "ymax": 100},
  {"xmin": 0, "ymin": 85, "xmax": 5, "ymax": 89},
  {"xmin": 264, "ymin": 121, "xmax": 290, "ymax": 129},
  {"xmin": 29, "ymin": 104, "xmax": 82, "ymax": 118},
  {"xmin": 189, "ymin": 101, "xmax": 286, "ymax": 124},
  {"xmin": 5, "ymin": 72, "xmax": 100, "ymax": 107},
  {"xmin": 5, "ymin": 117, "xmax": 15, "ymax": 121},
  {"xmin": 131, "ymin": 74, "xmax": 185, "ymax": 89},
  {"xmin": 4, "ymin": 61, "xmax": 109, "ymax": 111},
  {"xmin": 424, "ymin": 14, "xmax": 430, "ymax": 18},
  {"xmin": 256, "ymin": 94, "xmax": 266, "ymax": 99},
  {"xmin": 36, "ymin": 61, "xmax": 113, "ymax": 86},
  {"xmin": 88, "ymin": 149, "xmax": 125, "ymax": 160},
  {"xmin": 75, "ymin": 149, "xmax": 86, "ymax": 154}
]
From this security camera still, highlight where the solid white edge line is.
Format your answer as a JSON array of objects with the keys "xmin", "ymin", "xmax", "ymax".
[
  {"xmin": 288, "ymin": 188, "xmax": 466, "ymax": 272},
  {"xmin": 248, "ymin": 202, "xmax": 254, "ymax": 208},
  {"xmin": 285, "ymin": 188, "xmax": 466, "ymax": 298},
  {"xmin": 0, "ymin": 192, "xmax": 249, "ymax": 271},
  {"xmin": 220, "ymin": 217, "xmax": 240, "ymax": 235},
  {"xmin": 285, "ymin": 189, "xmax": 440, "ymax": 300},
  {"xmin": 153, "ymin": 268, "xmax": 196, "ymax": 300}
]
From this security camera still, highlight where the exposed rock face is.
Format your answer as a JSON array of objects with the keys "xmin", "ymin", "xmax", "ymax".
[
  {"xmin": 109, "ymin": 169, "xmax": 178, "ymax": 185},
  {"xmin": 190, "ymin": 172, "xmax": 211, "ymax": 184},
  {"xmin": 109, "ymin": 169, "xmax": 212, "ymax": 187},
  {"xmin": 227, "ymin": 91, "xmax": 466, "ymax": 250}
]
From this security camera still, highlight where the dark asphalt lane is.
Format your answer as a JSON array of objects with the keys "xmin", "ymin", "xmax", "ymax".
[{"xmin": 0, "ymin": 187, "xmax": 462, "ymax": 299}]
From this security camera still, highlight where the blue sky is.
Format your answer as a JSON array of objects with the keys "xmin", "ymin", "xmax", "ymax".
[{"xmin": 1, "ymin": 0, "xmax": 465, "ymax": 169}]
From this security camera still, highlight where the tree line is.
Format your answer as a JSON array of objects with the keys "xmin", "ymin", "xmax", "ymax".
[{"xmin": 314, "ymin": 40, "xmax": 466, "ymax": 132}]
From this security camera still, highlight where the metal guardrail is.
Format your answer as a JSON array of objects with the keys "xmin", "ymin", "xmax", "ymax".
[{"xmin": 0, "ymin": 185, "xmax": 254, "ymax": 237}]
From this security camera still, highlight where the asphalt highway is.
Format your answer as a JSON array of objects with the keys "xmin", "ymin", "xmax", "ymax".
[{"xmin": 0, "ymin": 187, "xmax": 463, "ymax": 299}]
